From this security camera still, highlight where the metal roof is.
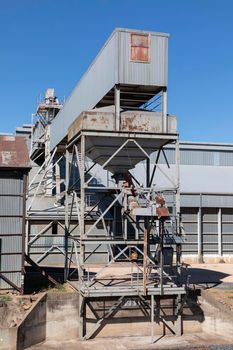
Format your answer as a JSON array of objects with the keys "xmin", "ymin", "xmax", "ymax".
[{"xmin": 0, "ymin": 135, "xmax": 31, "ymax": 169}]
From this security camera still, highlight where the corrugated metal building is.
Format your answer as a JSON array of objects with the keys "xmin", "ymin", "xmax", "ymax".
[
  {"xmin": 0, "ymin": 136, "xmax": 30, "ymax": 292},
  {"xmin": 156, "ymin": 141, "xmax": 233, "ymax": 261}
]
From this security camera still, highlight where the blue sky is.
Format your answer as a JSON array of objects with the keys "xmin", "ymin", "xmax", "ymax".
[{"xmin": 0, "ymin": 0, "xmax": 233, "ymax": 142}]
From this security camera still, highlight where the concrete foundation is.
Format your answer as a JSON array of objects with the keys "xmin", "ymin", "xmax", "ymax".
[{"xmin": 2, "ymin": 287, "xmax": 233, "ymax": 349}]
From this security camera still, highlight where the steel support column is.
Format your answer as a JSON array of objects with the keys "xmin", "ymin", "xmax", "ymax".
[
  {"xmin": 218, "ymin": 208, "xmax": 222, "ymax": 257},
  {"xmin": 197, "ymin": 206, "xmax": 203, "ymax": 263}
]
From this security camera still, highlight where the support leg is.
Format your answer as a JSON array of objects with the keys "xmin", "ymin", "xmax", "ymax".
[
  {"xmin": 151, "ymin": 295, "xmax": 154, "ymax": 343},
  {"xmin": 176, "ymin": 294, "xmax": 182, "ymax": 336},
  {"xmin": 79, "ymin": 295, "xmax": 86, "ymax": 339}
]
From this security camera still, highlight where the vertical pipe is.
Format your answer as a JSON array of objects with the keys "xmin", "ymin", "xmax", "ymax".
[
  {"xmin": 113, "ymin": 205, "xmax": 116, "ymax": 237},
  {"xmin": 79, "ymin": 295, "xmax": 85, "ymax": 339},
  {"xmin": 159, "ymin": 220, "xmax": 164, "ymax": 295},
  {"xmin": 176, "ymin": 294, "xmax": 182, "ymax": 336},
  {"xmin": 197, "ymin": 206, "xmax": 203, "ymax": 263},
  {"xmin": 124, "ymin": 193, "xmax": 127, "ymax": 239},
  {"xmin": 143, "ymin": 224, "xmax": 148, "ymax": 295},
  {"xmin": 175, "ymin": 138, "xmax": 180, "ymax": 234},
  {"xmin": 64, "ymin": 149, "xmax": 69, "ymax": 281},
  {"xmin": 146, "ymin": 158, "xmax": 150, "ymax": 188},
  {"xmin": 151, "ymin": 294, "xmax": 154, "ymax": 343},
  {"xmin": 25, "ymin": 220, "xmax": 29, "ymax": 255},
  {"xmin": 218, "ymin": 208, "xmax": 222, "ymax": 257},
  {"xmin": 162, "ymin": 88, "xmax": 167, "ymax": 133},
  {"xmin": 115, "ymin": 84, "xmax": 120, "ymax": 131}
]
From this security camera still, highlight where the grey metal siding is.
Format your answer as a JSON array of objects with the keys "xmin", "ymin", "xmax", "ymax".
[
  {"xmin": 202, "ymin": 208, "xmax": 218, "ymax": 254},
  {"xmin": 0, "ymin": 172, "xmax": 25, "ymax": 291},
  {"xmin": 219, "ymin": 152, "xmax": 233, "ymax": 166},
  {"xmin": 50, "ymin": 32, "xmax": 117, "ymax": 150},
  {"xmin": 118, "ymin": 31, "xmax": 168, "ymax": 86},
  {"xmin": 156, "ymin": 148, "xmax": 233, "ymax": 166},
  {"xmin": 181, "ymin": 195, "xmax": 201, "ymax": 208},
  {"xmin": 181, "ymin": 208, "xmax": 198, "ymax": 254},
  {"xmin": 222, "ymin": 208, "xmax": 233, "ymax": 254},
  {"xmin": 202, "ymin": 195, "xmax": 233, "ymax": 208}
]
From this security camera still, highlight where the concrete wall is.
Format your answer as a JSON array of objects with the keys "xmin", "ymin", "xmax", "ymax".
[
  {"xmin": 17, "ymin": 294, "xmax": 46, "ymax": 349},
  {"xmin": 0, "ymin": 327, "xmax": 17, "ymax": 350},
  {"xmin": 45, "ymin": 292, "xmax": 203, "ymax": 339},
  {"xmin": 2, "ymin": 290, "xmax": 233, "ymax": 349},
  {"xmin": 46, "ymin": 292, "xmax": 79, "ymax": 341}
]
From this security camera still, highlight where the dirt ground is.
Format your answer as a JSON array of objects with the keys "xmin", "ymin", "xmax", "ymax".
[
  {"xmin": 27, "ymin": 333, "xmax": 233, "ymax": 350},
  {"xmin": 0, "ymin": 293, "xmax": 39, "ymax": 327}
]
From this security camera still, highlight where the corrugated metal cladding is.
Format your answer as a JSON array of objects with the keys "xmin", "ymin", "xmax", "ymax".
[
  {"xmin": 181, "ymin": 208, "xmax": 198, "ymax": 255},
  {"xmin": 181, "ymin": 207, "xmax": 233, "ymax": 256},
  {"xmin": 159, "ymin": 148, "xmax": 233, "ymax": 166},
  {"xmin": 0, "ymin": 137, "xmax": 30, "ymax": 292},
  {"xmin": 222, "ymin": 209, "xmax": 233, "ymax": 254},
  {"xmin": 118, "ymin": 29, "xmax": 168, "ymax": 86},
  {"xmin": 202, "ymin": 208, "xmax": 218, "ymax": 255},
  {"xmin": 0, "ymin": 172, "xmax": 26, "ymax": 291},
  {"xmin": 50, "ymin": 28, "xmax": 169, "ymax": 150}
]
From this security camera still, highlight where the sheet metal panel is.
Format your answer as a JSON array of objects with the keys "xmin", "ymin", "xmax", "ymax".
[
  {"xmin": 0, "ymin": 272, "xmax": 21, "ymax": 290},
  {"xmin": 50, "ymin": 32, "xmax": 117, "ymax": 150},
  {"xmin": 118, "ymin": 30, "xmax": 168, "ymax": 86},
  {"xmin": 180, "ymin": 150, "xmax": 214, "ymax": 166},
  {"xmin": 181, "ymin": 194, "xmax": 201, "ymax": 207},
  {"xmin": 180, "ymin": 166, "xmax": 233, "ymax": 194},
  {"xmin": 0, "ymin": 135, "xmax": 30, "ymax": 169},
  {"xmin": 0, "ymin": 217, "xmax": 22, "ymax": 235},
  {"xmin": 0, "ymin": 173, "xmax": 26, "ymax": 291},
  {"xmin": 202, "ymin": 195, "xmax": 233, "ymax": 208},
  {"xmin": 0, "ymin": 196, "xmax": 23, "ymax": 216},
  {"xmin": 222, "ymin": 208, "xmax": 233, "ymax": 254},
  {"xmin": 181, "ymin": 208, "xmax": 198, "ymax": 254},
  {"xmin": 219, "ymin": 151, "xmax": 233, "ymax": 166},
  {"xmin": 0, "ymin": 174, "xmax": 23, "ymax": 194}
]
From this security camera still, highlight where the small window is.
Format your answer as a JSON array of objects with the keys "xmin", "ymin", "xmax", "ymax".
[{"xmin": 130, "ymin": 33, "xmax": 150, "ymax": 63}]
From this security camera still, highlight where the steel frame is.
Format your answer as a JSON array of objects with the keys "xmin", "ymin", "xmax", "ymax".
[{"xmin": 64, "ymin": 126, "xmax": 185, "ymax": 340}]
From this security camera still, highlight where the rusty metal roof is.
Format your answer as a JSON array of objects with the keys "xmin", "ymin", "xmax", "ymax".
[{"xmin": 0, "ymin": 135, "xmax": 31, "ymax": 169}]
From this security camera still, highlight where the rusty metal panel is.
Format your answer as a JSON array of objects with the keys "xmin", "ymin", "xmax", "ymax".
[
  {"xmin": 130, "ymin": 33, "xmax": 150, "ymax": 62},
  {"xmin": 68, "ymin": 109, "xmax": 176, "ymax": 143},
  {"xmin": 156, "ymin": 207, "xmax": 170, "ymax": 218},
  {"xmin": 0, "ymin": 136, "xmax": 31, "ymax": 169}
]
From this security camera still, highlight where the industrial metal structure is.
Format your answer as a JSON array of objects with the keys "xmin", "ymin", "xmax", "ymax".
[
  {"xmin": 0, "ymin": 136, "xmax": 30, "ymax": 292},
  {"xmin": 26, "ymin": 28, "xmax": 186, "ymax": 340}
]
